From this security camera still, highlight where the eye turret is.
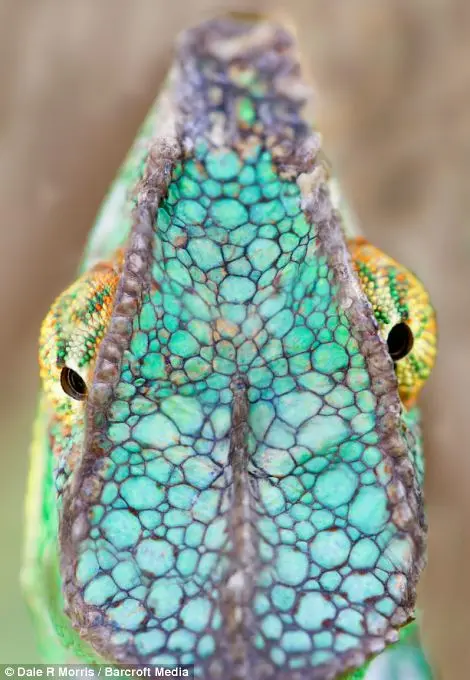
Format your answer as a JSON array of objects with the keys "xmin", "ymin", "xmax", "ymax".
[
  {"xmin": 39, "ymin": 251, "xmax": 123, "ymax": 410},
  {"xmin": 349, "ymin": 237, "xmax": 437, "ymax": 408}
]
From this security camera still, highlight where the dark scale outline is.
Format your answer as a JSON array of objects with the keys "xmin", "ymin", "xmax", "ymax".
[{"xmin": 58, "ymin": 17, "xmax": 426, "ymax": 679}]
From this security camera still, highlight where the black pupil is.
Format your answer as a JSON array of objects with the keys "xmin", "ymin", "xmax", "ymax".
[
  {"xmin": 60, "ymin": 366, "xmax": 87, "ymax": 400},
  {"xmin": 387, "ymin": 322, "xmax": 414, "ymax": 361}
]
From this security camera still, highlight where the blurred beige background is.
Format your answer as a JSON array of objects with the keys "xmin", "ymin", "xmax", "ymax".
[{"xmin": 0, "ymin": 1, "xmax": 469, "ymax": 678}]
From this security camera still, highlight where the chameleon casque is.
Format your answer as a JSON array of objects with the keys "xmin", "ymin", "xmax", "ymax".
[{"xmin": 22, "ymin": 17, "xmax": 437, "ymax": 680}]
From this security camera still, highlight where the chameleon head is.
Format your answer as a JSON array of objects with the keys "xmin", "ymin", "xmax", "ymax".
[
  {"xmin": 34, "ymin": 18, "xmax": 438, "ymax": 679},
  {"xmin": 37, "ymin": 208, "xmax": 438, "ymax": 673}
]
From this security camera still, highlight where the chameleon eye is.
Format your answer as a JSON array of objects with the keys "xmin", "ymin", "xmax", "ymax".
[
  {"xmin": 39, "ymin": 251, "xmax": 124, "ymax": 409},
  {"xmin": 60, "ymin": 367, "xmax": 87, "ymax": 401},
  {"xmin": 348, "ymin": 236, "xmax": 437, "ymax": 408},
  {"xmin": 387, "ymin": 322, "xmax": 414, "ymax": 361}
]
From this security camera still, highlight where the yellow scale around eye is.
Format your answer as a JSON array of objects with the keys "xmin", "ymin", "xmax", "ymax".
[
  {"xmin": 348, "ymin": 236, "xmax": 437, "ymax": 408},
  {"xmin": 39, "ymin": 251, "xmax": 124, "ymax": 421}
]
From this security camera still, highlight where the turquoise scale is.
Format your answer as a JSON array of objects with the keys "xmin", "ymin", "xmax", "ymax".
[{"xmin": 72, "ymin": 142, "xmax": 418, "ymax": 673}]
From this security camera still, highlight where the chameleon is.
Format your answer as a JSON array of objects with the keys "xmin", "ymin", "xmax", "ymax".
[{"xmin": 22, "ymin": 16, "xmax": 437, "ymax": 680}]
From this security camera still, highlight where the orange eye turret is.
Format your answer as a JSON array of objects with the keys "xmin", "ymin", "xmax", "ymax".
[{"xmin": 349, "ymin": 237, "xmax": 437, "ymax": 408}]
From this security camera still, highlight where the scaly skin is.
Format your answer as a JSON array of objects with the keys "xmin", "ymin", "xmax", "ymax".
[{"xmin": 23, "ymin": 18, "xmax": 437, "ymax": 680}]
